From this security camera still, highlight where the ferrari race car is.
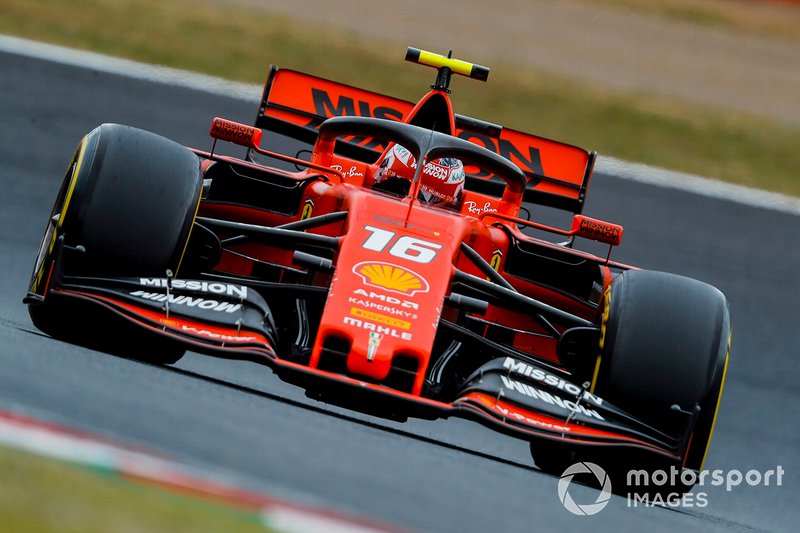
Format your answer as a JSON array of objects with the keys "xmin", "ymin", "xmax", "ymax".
[{"xmin": 25, "ymin": 48, "xmax": 731, "ymax": 489}]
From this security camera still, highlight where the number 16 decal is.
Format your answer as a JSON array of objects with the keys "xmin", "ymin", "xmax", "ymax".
[{"xmin": 362, "ymin": 226, "xmax": 442, "ymax": 264}]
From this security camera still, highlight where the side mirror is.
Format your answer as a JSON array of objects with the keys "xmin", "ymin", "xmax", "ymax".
[
  {"xmin": 571, "ymin": 215, "xmax": 623, "ymax": 246},
  {"xmin": 209, "ymin": 117, "xmax": 262, "ymax": 149},
  {"xmin": 207, "ymin": 117, "xmax": 345, "ymax": 182}
]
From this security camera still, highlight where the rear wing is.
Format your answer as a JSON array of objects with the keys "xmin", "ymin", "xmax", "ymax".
[{"xmin": 255, "ymin": 67, "xmax": 596, "ymax": 213}]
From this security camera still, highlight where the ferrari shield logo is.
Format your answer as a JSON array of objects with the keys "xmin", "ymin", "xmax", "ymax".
[{"xmin": 301, "ymin": 199, "xmax": 314, "ymax": 220}]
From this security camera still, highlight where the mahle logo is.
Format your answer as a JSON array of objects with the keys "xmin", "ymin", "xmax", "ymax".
[{"xmin": 558, "ymin": 462, "xmax": 613, "ymax": 516}]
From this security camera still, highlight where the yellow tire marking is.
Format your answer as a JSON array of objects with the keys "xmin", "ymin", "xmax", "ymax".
[
  {"xmin": 698, "ymin": 331, "xmax": 731, "ymax": 470},
  {"xmin": 175, "ymin": 191, "xmax": 202, "ymax": 277},
  {"xmin": 589, "ymin": 356, "xmax": 602, "ymax": 395},
  {"xmin": 31, "ymin": 137, "xmax": 88, "ymax": 293},
  {"xmin": 590, "ymin": 286, "xmax": 611, "ymax": 394},
  {"xmin": 57, "ymin": 136, "xmax": 87, "ymax": 230}
]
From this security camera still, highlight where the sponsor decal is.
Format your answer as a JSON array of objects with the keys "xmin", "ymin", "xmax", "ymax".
[
  {"xmin": 350, "ymin": 307, "xmax": 411, "ymax": 330},
  {"xmin": 353, "ymin": 261, "xmax": 429, "ymax": 296},
  {"xmin": 490, "ymin": 250, "xmax": 503, "ymax": 267},
  {"xmin": 489, "ymin": 250, "xmax": 503, "ymax": 280},
  {"xmin": 210, "ymin": 118, "xmax": 261, "ymax": 146},
  {"xmin": 367, "ymin": 332, "xmax": 383, "ymax": 361},
  {"xmin": 301, "ymin": 199, "xmax": 314, "ymax": 220},
  {"xmin": 180, "ymin": 325, "xmax": 259, "ymax": 343},
  {"xmin": 391, "ymin": 155, "xmax": 463, "ymax": 184},
  {"xmin": 351, "ymin": 288, "xmax": 419, "ymax": 313},
  {"xmin": 418, "ymin": 184, "xmax": 458, "ymax": 206},
  {"xmin": 573, "ymin": 216, "xmax": 623, "ymax": 246},
  {"xmin": 330, "ymin": 164, "xmax": 364, "ymax": 179},
  {"xmin": 580, "ymin": 218, "xmax": 620, "ymax": 242},
  {"xmin": 308, "ymin": 90, "xmax": 546, "ymax": 179},
  {"xmin": 343, "ymin": 316, "xmax": 413, "ymax": 341},
  {"xmin": 503, "ymin": 357, "xmax": 603, "ymax": 407},
  {"xmin": 311, "ymin": 88, "xmax": 404, "ymax": 122},
  {"xmin": 464, "ymin": 201, "xmax": 499, "ymax": 216},
  {"xmin": 129, "ymin": 291, "xmax": 243, "ymax": 314},
  {"xmin": 139, "ymin": 279, "xmax": 247, "ymax": 299},
  {"xmin": 458, "ymin": 131, "xmax": 545, "ymax": 183},
  {"xmin": 347, "ymin": 296, "xmax": 418, "ymax": 320},
  {"xmin": 492, "ymin": 404, "xmax": 571, "ymax": 433},
  {"xmin": 423, "ymin": 161, "xmax": 449, "ymax": 181},
  {"xmin": 500, "ymin": 375, "xmax": 604, "ymax": 420}
]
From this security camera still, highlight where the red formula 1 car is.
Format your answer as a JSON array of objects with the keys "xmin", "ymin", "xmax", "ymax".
[{"xmin": 26, "ymin": 48, "xmax": 730, "ymax": 488}]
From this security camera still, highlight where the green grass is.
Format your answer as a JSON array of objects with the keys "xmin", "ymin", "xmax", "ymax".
[
  {"xmin": 581, "ymin": 0, "xmax": 800, "ymax": 40},
  {"xmin": 590, "ymin": 0, "xmax": 736, "ymax": 27},
  {"xmin": 0, "ymin": 445, "xmax": 271, "ymax": 533},
  {"xmin": 1, "ymin": 0, "xmax": 798, "ymax": 196}
]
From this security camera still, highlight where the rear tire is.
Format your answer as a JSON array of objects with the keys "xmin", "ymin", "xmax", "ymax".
[{"xmin": 28, "ymin": 124, "xmax": 203, "ymax": 365}]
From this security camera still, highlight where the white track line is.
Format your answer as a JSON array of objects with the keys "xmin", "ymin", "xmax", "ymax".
[
  {"xmin": 3, "ymin": 34, "xmax": 798, "ymax": 216},
  {"xmin": 0, "ymin": 34, "xmax": 260, "ymax": 102},
  {"xmin": 595, "ymin": 157, "xmax": 800, "ymax": 216}
]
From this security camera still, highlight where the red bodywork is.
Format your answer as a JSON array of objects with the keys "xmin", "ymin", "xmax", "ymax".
[
  {"xmin": 32, "ymin": 60, "xmax": 687, "ymax": 463},
  {"xmin": 198, "ymin": 69, "xmax": 615, "ymax": 375}
]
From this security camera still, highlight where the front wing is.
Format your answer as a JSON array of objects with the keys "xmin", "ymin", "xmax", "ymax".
[{"xmin": 31, "ymin": 267, "xmax": 687, "ymax": 463}]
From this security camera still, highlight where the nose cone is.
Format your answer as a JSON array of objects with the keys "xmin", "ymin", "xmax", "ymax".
[{"xmin": 309, "ymin": 190, "xmax": 467, "ymax": 395}]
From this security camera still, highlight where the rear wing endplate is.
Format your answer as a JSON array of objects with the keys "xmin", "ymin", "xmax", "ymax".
[{"xmin": 254, "ymin": 67, "xmax": 596, "ymax": 213}]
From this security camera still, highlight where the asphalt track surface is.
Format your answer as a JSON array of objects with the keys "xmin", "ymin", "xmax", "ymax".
[{"xmin": 1, "ymin": 50, "xmax": 798, "ymax": 533}]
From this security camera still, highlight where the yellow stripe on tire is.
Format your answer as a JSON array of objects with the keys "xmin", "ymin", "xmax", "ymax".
[
  {"xmin": 57, "ymin": 136, "xmax": 87, "ymax": 230},
  {"xmin": 698, "ymin": 332, "xmax": 731, "ymax": 470},
  {"xmin": 590, "ymin": 286, "xmax": 612, "ymax": 394}
]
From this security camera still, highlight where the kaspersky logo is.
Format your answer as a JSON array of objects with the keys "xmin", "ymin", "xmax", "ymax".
[{"xmin": 353, "ymin": 262, "xmax": 429, "ymax": 296}]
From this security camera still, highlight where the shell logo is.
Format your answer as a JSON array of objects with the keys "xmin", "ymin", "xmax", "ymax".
[{"xmin": 353, "ymin": 261, "xmax": 429, "ymax": 296}]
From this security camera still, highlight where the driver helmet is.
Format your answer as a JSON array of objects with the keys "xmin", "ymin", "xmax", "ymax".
[{"xmin": 374, "ymin": 144, "xmax": 465, "ymax": 210}]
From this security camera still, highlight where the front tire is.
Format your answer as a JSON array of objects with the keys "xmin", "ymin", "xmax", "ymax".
[
  {"xmin": 531, "ymin": 270, "xmax": 730, "ymax": 492},
  {"xmin": 595, "ymin": 270, "xmax": 730, "ymax": 472},
  {"xmin": 28, "ymin": 124, "xmax": 203, "ymax": 364}
]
